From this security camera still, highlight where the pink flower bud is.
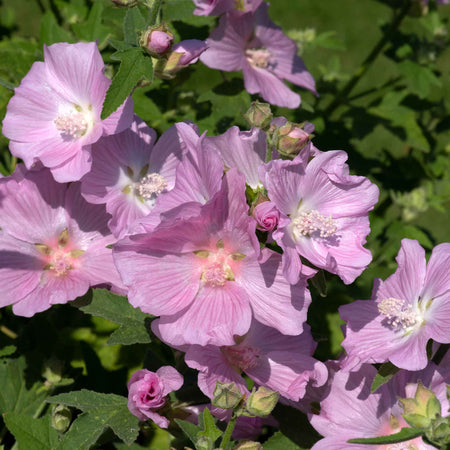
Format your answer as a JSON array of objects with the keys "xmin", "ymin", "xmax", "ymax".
[
  {"xmin": 127, "ymin": 367, "xmax": 183, "ymax": 428},
  {"xmin": 147, "ymin": 30, "xmax": 173, "ymax": 54},
  {"xmin": 253, "ymin": 201, "xmax": 280, "ymax": 231},
  {"xmin": 171, "ymin": 39, "xmax": 208, "ymax": 66}
]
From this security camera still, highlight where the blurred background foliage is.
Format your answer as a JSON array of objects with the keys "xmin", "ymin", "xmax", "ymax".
[{"xmin": 0, "ymin": 0, "xmax": 449, "ymax": 448}]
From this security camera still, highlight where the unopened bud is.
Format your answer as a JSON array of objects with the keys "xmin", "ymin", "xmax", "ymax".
[
  {"xmin": 253, "ymin": 201, "xmax": 279, "ymax": 232},
  {"xmin": 234, "ymin": 441, "xmax": 263, "ymax": 450},
  {"xmin": 274, "ymin": 121, "xmax": 312, "ymax": 157},
  {"xmin": 246, "ymin": 387, "xmax": 279, "ymax": 417},
  {"xmin": 244, "ymin": 101, "xmax": 272, "ymax": 130},
  {"xmin": 51, "ymin": 404, "xmax": 72, "ymax": 433},
  {"xmin": 400, "ymin": 381, "xmax": 441, "ymax": 429},
  {"xmin": 140, "ymin": 25, "xmax": 173, "ymax": 57},
  {"xmin": 212, "ymin": 382, "xmax": 243, "ymax": 410},
  {"xmin": 196, "ymin": 436, "xmax": 213, "ymax": 450}
]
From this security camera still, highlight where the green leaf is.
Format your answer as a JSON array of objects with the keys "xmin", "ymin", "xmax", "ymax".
[
  {"xmin": 0, "ymin": 356, "xmax": 48, "ymax": 416},
  {"xmin": 101, "ymin": 47, "xmax": 152, "ymax": 120},
  {"xmin": 108, "ymin": 38, "xmax": 133, "ymax": 52},
  {"xmin": 47, "ymin": 389, "xmax": 139, "ymax": 446},
  {"xmin": 398, "ymin": 60, "xmax": 441, "ymax": 99},
  {"xmin": 263, "ymin": 431, "xmax": 304, "ymax": 450},
  {"xmin": 348, "ymin": 427, "xmax": 424, "ymax": 444},
  {"xmin": 162, "ymin": 0, "xmax": 196, "ymax": 21},
  {"xmin": 39, "ymin": 10, "xmax": 74, "ymax": 46},
  {"xmin": 123, "ymin": 6, "xmax": 145, "ymax": 46},
  {"xmin": 174, "ymin": 419, "xmax": 202, "ymax": 445},
  {"xmin": 72, "ymin": 1, "xmax": 109, "ymax": 45},
  {"xmin": 198, "ymin": 408, "xmax": 222, "ymax": 443},
  {"xmin": 368, "ymin": 91, "xmax": 429, "ymax": 152},
  {"xmin": 76, "ymin": 288, "xmax": 152, "ymax": 345},
  {"xmin": 0, "ymin": 345, "xmax": 16, "ymax": 357},
  {"xmin": 3, "ymin": 413, "xmax": 59, "ymax": 450},
  {"xmin": 0, "ymin": 77, "xmax": 15, "ymax": 91},
  {"xmin": 371, "ymin": 362, "xmax": 400, "ymax": 393}
]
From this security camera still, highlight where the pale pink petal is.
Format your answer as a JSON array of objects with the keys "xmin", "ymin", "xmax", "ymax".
[
  {"xmin": 422, "ymin": 242, "xmax": 450, "ymax": 301},
  {"xmin": 156, "ymin": 366, "xmax": 184, "ymax": 395}
]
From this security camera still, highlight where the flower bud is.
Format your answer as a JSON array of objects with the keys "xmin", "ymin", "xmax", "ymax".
[
  {"xmin": 212, "ymin": 381, "xmax": 243, "ymax": 410},
  {"xmin": 51, "ymin": 404, "xmax": 72, "ymax": 433},
  {"xmin": 154, "ymin": 40, "xmax": 208, "ymax": 79},
  {"xmin": 273, "ymin": 121, "xmax": 312, "ymax": 157},
  {"xmin": 234, "ymin": 441, "xmax": 263, "ymax": 450},
  {"xmin": 196, "ymin": 436, "xmax": 214, "ymax": 450},
  {"xmin": 400, "ymin": 381, "xmax": 442, "ymax": 429},
  {"xmin": 244, "ymin": 101, "xmax": 273, "ymax": 130},
  {"xmin": 246, "ymin": 387, "xmax": 279, "ymax": 417},
  {"xmin": 140, "ymin": 25, "xmax": 174, "ymax": 57},
  {"xmin": 253, "ymin": 201, "xmax": 279, "ymax": 232}
]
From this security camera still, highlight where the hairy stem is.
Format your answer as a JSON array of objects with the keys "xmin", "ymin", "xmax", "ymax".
[{"xmin": 220, "ymin": 413, "xmax": 238, "ymax": 449}]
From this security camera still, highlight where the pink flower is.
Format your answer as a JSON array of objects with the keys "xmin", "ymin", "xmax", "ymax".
[
  {"xmin": 184, "ymin": 321, "xmax": 328, "ymax": 402},
  {"xmin": 260, "ymin": 150, "xmax": 379, "ymax": 284},
  {"xmin": 310, "ymin": 363, "xmax": 449, "ymax": 449},
  {"xmin": 200, "ymin": 3, "xmax": 316, "ymax": 108},
  {"xmin": 192, "ymin": 0, "xmax": 262, "ymax": 16},
  {"xmin": 114, "ymin": 169, "xmax": 313, "ymax": 347},
  {"xmin": 146, "ymin": 30, "xmax": 173, "ymax": 54},
  {"xmin": 80, "ymin": 118, "xmax": 191, "ymax": 238},
  {"xmin": 127, "ymin": 367, "xmax": 183, "ymax": 428},
  {"xmin": 2, "ymin": 42, "xmax": 133, "ymax": 182},
  {"xmin": 171, "ymin": 39, "xmax": 208, "ymax": 66},
  {"xmin": 0, "ymin": 165, "xmax": 124, "ymax": 317},
  {"xmin": 253, "ymin": 201, "xmax": 279, "ymax": 231},
  {"xmin": 340, "ymin": 239, "xmax": 450, "ymax": 371}
]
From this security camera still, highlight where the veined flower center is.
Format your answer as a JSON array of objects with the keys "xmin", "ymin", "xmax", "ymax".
[
  {"xmin": 292, "ymin": 210, "xmax": 337, "ymax": 239},
  {"xmin": 245, "ymin": 48, "xmax": 272, "ymax": 68},
  {"xmin": 54, "ymin": 105, "xmax": 93, "ymax": 139},
  {"xmin": 222, "ymin": 344, "xmax": 260, "ymax": 372},
  {"xmin": 377, "ymin": 297, "xmax": 420, "ymax": 331},
  {"xmin": 135, "ymin": 173, "xmax": 168, "ymax": 200}
]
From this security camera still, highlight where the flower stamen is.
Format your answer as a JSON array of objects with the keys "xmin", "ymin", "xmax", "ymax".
[{"xmin": 293, "ymin": 210, "xmax": 337, "ymax": 239}]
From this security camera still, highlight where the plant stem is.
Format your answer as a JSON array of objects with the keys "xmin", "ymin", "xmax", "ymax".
[
  {"xmin": 220, "ymin": 413, "xmax": 237, "ymax": 449},
  {"xmin": 324, "ymin": 0, "xmax": 411, "ymax": 116},
  {"xmin": 146, "ymin": 0, "xmax": 163, "ymax": 26}
]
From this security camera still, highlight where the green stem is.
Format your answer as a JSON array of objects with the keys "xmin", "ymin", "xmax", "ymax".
[
  {"xmin": 220, "ymin": 413, "xmax": 238, "ymax": 449},
  {"xmin": 146, "ymin": 0, "xmax": 163, "ymax": 26},
  {"xmin": 324, "ymin": 0, "xmax": 411, "ymax": 116}
]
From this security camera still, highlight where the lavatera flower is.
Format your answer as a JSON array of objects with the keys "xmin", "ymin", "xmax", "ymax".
[
  {"xmin": 114, "ymin": 169, "xmax": 314, "ymax": 347},
  {"xmin": 340, "ymin": 238, "xmax": 450, "ymax": 371},
  {"xmin": 0, "ymin": 165, "xmax": 124, "ymax": 317},
  {"xmin": 2, "ymin": 42, "xmax": 133, "ymax": 182}
]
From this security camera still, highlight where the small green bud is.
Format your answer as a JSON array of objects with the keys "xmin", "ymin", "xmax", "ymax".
[
  {"xmin": 196, "ymin": 436, "xmax": 213, "ymax": 450},
  {"xmin": 212, "ymin": 382, "xmax": 243, "ymax": 410},
  {"xmin": 246, "ymin": 386, "xmax": 279, "ymax": 417},
  {"xmin": 234, "ymin": 441, "xmax": 263, "ymax": 450},
  {"xmin": 272, "ymin": 121, "xmax": 312, "ymax": 157},
  {"xmin": 51, "ymin": 404, "xmax": 72, "ymax": 433},
  {"xmin": 244, "ymin": 101, "xmax": 273, "ymax": 130}
]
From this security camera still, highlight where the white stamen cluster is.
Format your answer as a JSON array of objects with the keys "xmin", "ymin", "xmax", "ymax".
[
  {"xmin": 293, "ymin": 210, "xmax": 337, "ymax": 238},
  {"xmin": 136, "ymin": 173, "xmax": 168, "ymax": 200},
  {"xmin": 378, "ymin": 297, "xmax": 418, "ymax": 330},
  {"xmin": 202, "ymin": 261, "xmax": 228, "ymax": 287},
  {"xmin": 245, "ymin": 48, "xmax": 272, "ymax": 69},
  {"xmin": 54, "ymin": 110, "xmax": 88, "ymax": 139}
]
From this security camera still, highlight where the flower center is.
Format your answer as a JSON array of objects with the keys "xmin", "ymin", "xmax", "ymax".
[
  {"xmin": 292, "ymin": 210, "xmax": 337, "ymax": 239},
  {"xmin": 377, "ymin": 297, "xmax": 420, "ymax": 331},
  {"xmin": 245, "ymin": 48, "xmax": 272, "ymax": 68},
  {"xmin": 135, "ymin": 173, "xmax": 168, "ymax": 200},
  {"xmin": 222, "ymin": 344, "xmax": 260, "ymax": 372},
  {"xmin": 54, "ymin": 106, "xmax": 92, "ymax": 139}
]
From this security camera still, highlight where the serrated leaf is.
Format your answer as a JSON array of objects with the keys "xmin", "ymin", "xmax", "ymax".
[
  {"xmin": 47, "ymin": 389, "xmax": 139, "ymax": 445},
  {"xmin": 3, "ymin": 413, "xmax": 59, "ymax": 450},
  {"xmin": 55, "ymin": 412, "xmax": 104, "ymax": 450},
  {"xmin": 263, "ymin": 431, "xmax": 304, "ymax": 450},
  {"xmin": 0, "ymin": 356, "xmax": 48, "ymax": 416},
  {"xmin": 108, "ymin": 38, "xmax": 133, "ymax": 52},
  {"xmin": 174, "ymin": 418, "xmax": 201, "ymax": 445},
  {"xmin": 123, "ymin": 6, "xmax": 145, "ymax": 46},
  {"xmin": 348, "ymin": 427, "xmax": 424, "ymax": 444},
  {"xmin": 198, "ymin": 408, "xmax": 222, "ymax": 443},
  {"xmin": 39, "ymin": 10, "xmax": 74, "ymax": 46},
  {"xmin": 101, "ymin": 47, "xmax": 152, "ymax": 120},
  {"xmin": 398, "ymin": 60, "xmax": 441, "ymax": 99},
  {"xmin": 371, "ymin": 362, "xmax": 400, "ymax": 393},
  {"xmin": 77, "ymin": 289, "xmax": 152, "ymax": 345}
]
